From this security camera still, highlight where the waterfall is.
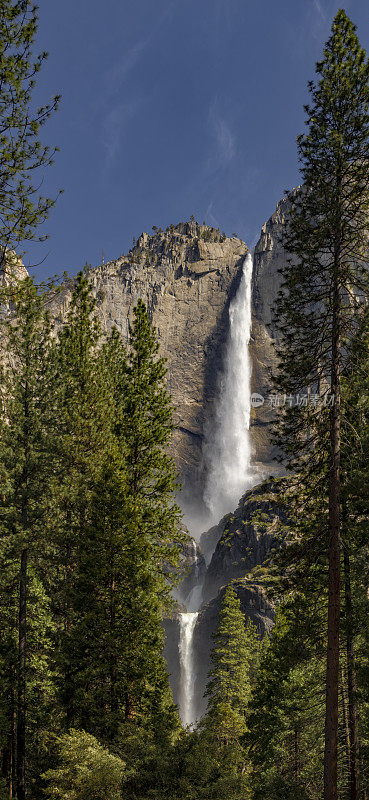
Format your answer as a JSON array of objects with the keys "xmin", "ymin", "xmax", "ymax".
[
  {"xmin": 203, "ymin": 252, "xmax": 256, "ymax": 523},
  {"xmin": 178, "ymin": 612, "xmax": 198, "ymax": 727},
  {"xmin": 185, "ymin": 540, "xmax": 203, "ymax": 612},
  {"xmin": 192, "ymin": 540, "xmax": 199, "ymax": 582},
  {"xmin": 177, "ymin": 254, "xmax": 257, "ymax": 728}
]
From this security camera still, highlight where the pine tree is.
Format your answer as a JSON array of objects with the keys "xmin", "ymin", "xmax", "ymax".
[
  {"xmin": 273, "ymin": 11, "xmax": 369, "ymax": 798},
  {"xmin": 50, "ymin": 271, "xmax": 113, "ymax": 728},
  {"xmin": 204, "ymin": 585, "xmax": 260, "ymax": 755},
  {"xmin": 67, "ymin": 451, "xmax": 130, "ymax": 742},
  {"xmin": 0, "ymin": 0, "xmax": 60, "ymax": 268},
  {"xmin": 249, "ymin": 310, "xmax": 369, "ymax": 800},
  {"xmin": 122, "ymin": 299, "xmax": 181, "ymax": 552},
  {"xmin": 0, "ymin": 0, "xmax": 60, "ymax": 269},
  {"xmin": 108, "ymin": 301, "xmax": 185, "ymax": 731},
  {"xmin": 52, "ymin": 290, "xmax": 184, "ymax": 753},
  {"xmin": 340, "ymin": 310, "xmax": 369, "ymax": 798},
  {"xmin": 0, "ymin": 277, "xmax": 56, "ymax": 800},
  {"xmin": 248, "ymin": 593, "xmax": 327, "ymax": 800},
  {"xmin": 42, "ymin": 729, "xmax": 126, "ymax": 800}
]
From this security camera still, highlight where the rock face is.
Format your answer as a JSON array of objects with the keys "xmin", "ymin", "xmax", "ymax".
[
  {"xmin": 0, "ymin": 254, "xmax": 29, "ymax": 319},
  {"xmin": 201, "ymin": 478, "xmax": 288, "ymax": 604},
  {"xmin": 44, "ymin": 200, "xmax": 290, "ymax": 513},
  {"xmin": 45, "ymin": 222, "xmax": 248, "ymax": 511},
  {"xmin": 178, "ymin": 539, "xmax": 206, "ymax": 606},
  {"xmin": 0, "ymin": 253, "xmax": 29, "ymax": 287},
  {"xmin": 249, "ymin": 195, "xmax": 291, "ymax": 474}
]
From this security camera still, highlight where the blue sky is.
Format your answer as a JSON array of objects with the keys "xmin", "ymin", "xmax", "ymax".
[{"xmin": 28, "ymin": 0, "xmax": 369, "ymax": 280}]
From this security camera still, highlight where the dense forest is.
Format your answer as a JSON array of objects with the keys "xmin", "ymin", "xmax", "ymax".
[{"xmin": 2, "ymin": 3, "xmax": 369, "ymax": 800}]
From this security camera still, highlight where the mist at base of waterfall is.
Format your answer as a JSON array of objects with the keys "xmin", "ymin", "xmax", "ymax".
[{"xmin": 203, "ymin": 253, "xmax": 258, "ymax": 525}]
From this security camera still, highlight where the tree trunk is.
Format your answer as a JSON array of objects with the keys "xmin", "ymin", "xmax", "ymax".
[
  {"xmin": 343, "ymin": 547, "xmax": 359, "ymax": 800},
  {"xmin": 17, "ymin": 548, "xmax": 27, "ymax": 800},
  {"xmin": 340, "ymin": 666, "xmax": 351, "ymax": 784},
  {"xmin": 2, "ymin": 743, "xmax": 10, "ymax": 787},
  {"xmin": 2, "ymin": 689, "xmax": 16, "ymax": 799},
  {"xmin": 109, "ymin": 568, "xmax": 118, "ymax": 740},
  {"xmin": 125, "ymin": 691, "xmax": 133, "ymax": 720},
  {"xmin": 324, "ymin": 281, "xmax": 341, "ymax": 800},
  {"xmin": 294, "ymin": 727, "xmax": 299, "ymax": 783},
  {"xmin": 11, "ymin": 701, "xmax": 16, "ymax": 800},
  {"xmin": 64, "ymin": 508, "xmax": 74, "ymax": 728}
]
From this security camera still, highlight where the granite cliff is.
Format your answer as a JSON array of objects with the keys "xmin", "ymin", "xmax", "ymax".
[
  {"xmin": 45, "ymin": 221, "xmax": 249, "ymax": 513},
  {"xmin": 201, "ymin": 478, "xmax": 289, "ymax": 603},
  {"xmin": 249, "ymin": 195, "xmax": 291, "ymax": 471},
  {"xmin": 44, "ymin": 202, "xmax": 289, "ymax": 517}
]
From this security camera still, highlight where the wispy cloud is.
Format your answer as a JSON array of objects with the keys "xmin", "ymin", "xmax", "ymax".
[
  {"xmin": 102, "ymin": 99, "xmax": 142, "ymax": 168},
  {"xmin": 284, "ymin": 0, "xmax": 333, "ymax": 59},
  {"xmin": 107, "ymin": 39, "xmax": 150, "ymax": 96},
  {"xmin": 100, "ymin": 0, "xmax": 179, "ymax": 171},
  {"xmin": 310, "ymin": 0, "xmax": 332, "ymax": 41},
  {"xmin": 208, "ymin": 101, "xmax": 235, "ymax": 165},
  {"xmin": 104, "ymin": 0, "xmax": 179, "ymax": 99},
  {"xmin": 177, "ymin": 99, "xmax": 238, "ymax": 216},
  {"xmin": 312, "ymin": 0, "xmax": 327, "ymax": 22},
  {"xmin": 204, "ymin": 201, "xmax": 219, "ymax": 228}
]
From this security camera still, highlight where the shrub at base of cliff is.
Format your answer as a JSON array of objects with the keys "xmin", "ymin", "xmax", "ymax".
[{"xmin": 42, "ymin": 730, "xmax": 125, "ymax": 800}]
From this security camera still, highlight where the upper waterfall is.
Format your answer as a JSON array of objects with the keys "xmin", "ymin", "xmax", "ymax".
[{"xmin": 203, "ymin": 252, "xmax": 257, "ymax": 523}]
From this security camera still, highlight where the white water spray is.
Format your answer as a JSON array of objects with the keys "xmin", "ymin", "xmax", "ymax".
[
  {"xmin": 203, "ymin": 253, "xmax": 256, "ymax": 523},
  {"xmin": 192, "ymin": 540, "xmax": 199, "ymax": 582},
  {"xmin": 178, "ymin": 612, "xmax": 198, "ymax": 727},
  {"xmin": 185, "ymin": 541, "xmax": 203, "ymax": 612}
]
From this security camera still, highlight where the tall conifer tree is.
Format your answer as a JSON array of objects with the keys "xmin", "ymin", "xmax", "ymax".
[
  {"xmin": 274, "ymin": 11, "xmax": 369, "ymax": 799},
  {"xmin": 0, "ymin": 277, "xmax": 55, "ymax": 800},
  {"xmin": 52, "ymin": 289, "xmax": 184, "ymax": 749},
  {"xmin": 110, "ymin": 301, "xmax": 185, "ymax": 729},
  {"xmin": 51, "ymin": 271, "xmax": 112, "ymax": 728},
  {"xmin": 204, "ymin": 585, "xmax": 259, "ymax": 752}
]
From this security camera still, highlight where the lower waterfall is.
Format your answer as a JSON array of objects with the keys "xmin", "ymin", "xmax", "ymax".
[
  {"xmin": 178, "ymin": 612, "xmax": 198, "ymax": 727},
  {"xmin": 203, "ymin": 252, "xmax": 257, "ymax": 523}
]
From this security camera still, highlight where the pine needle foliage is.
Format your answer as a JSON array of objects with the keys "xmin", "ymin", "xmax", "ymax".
[
  {"xmin": 272, "ymin": 11, "xmax": 369, "ymax": 798},
  {"xmin": 0, "ymin": 276, "xmax": 58, "ymax": 800},
  {"xmin": 203, "ymin": 585, "xmax": 260, "ymax": 754},
  {"xmin": 0, "ymin": 0, "xmax": 61, "ymax": 267}
]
